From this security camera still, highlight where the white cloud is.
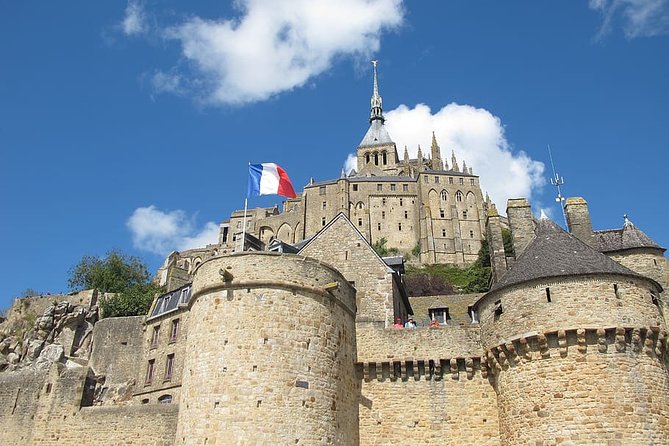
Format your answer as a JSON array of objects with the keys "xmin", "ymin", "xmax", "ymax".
[
  {"xmin": 121, "ymin": 1, "xmax": 148, "ymax": 36},
  {"xmin": 344, "ymin": 153, "xmax": 357, "ymax": 175},
  {"xmin": 159, "ymin": 0, "xmax": 403, "ymax": 105},
  {"xmin": 348, "ymin": 103, "xmax": 545, "ymax": 212},
  {"xmin": 151, "ymin": 71, "xmax": 183, "ymax": 95},
  {"xmin": 589, "ymin": 0, "xmax": 669, "ymax": 38},
  {"xmin": 127, "ymin": 206, "xmax": 219, "ymax": 255}
]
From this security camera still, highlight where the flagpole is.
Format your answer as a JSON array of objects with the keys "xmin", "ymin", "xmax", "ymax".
[{"xmin": 241, "ymin": 197, "xmax": 248, "ymax": 252}]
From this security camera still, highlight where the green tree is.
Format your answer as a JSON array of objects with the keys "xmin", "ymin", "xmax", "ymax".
[
  {"xmin": 68, "ymin": 250, "xmax": 162, "ymax": 318},
  {"xmin": 372, "ymin": 237, "xmax": 389, "ymax": 257}
]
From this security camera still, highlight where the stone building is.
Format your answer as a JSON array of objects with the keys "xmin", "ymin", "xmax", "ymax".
[
  {"xmin": 218, "ymin": 63, "xmax": 488, "ymax": 266},
  {"xmin": 1, "ymin": 67, "xmax": 668, "ymax": 445}
]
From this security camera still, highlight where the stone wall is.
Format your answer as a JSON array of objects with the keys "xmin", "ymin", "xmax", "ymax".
[
  {"xmin": 409, "ymin": 293, "xmax": 482, "ymax": 327},
  {"xmin": 175, "ymin": 252, "xmax": 359, "ymax": 446},
  {"xmin": 0, "ymin": 368, "xmax": 48, "ymax": 445},
  {"xmin": 477, "ymin": 276, "xmax": 664, "ymax": 350}
]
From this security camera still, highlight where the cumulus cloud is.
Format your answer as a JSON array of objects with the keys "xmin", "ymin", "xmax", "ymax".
[
  {"xmin": 121, "ymin": 0, "xmax": 148, "ymax": 36},
  {"xmin": 156, "ymin": 0, "xmax": 403, "ymax": 105},
  {"xmin": 589, "ymin": 0, "xmax": 669, "ymax": 38},
  {"xmin": 344, "ymin": 153, "xmax": 357, "ymax": 175},
  {"xmin": 348, "ymin": 103, "xmax": 545, "ymax": 211},
  {"xmin": 127, "ymin": 206, "xmax": 219, "ymax": 255}
]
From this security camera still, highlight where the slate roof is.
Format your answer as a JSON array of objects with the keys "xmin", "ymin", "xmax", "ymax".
[
  {"xmin": 594, "ymin": 222, "xmax": 664, "ymax": 253},
  {"xmin": 358, "ymin": 120, "xmax": 394, "ymax": 147},
  {"xmin": 491, "ymin": 217, "xmax": 644, "ymax": 292}
]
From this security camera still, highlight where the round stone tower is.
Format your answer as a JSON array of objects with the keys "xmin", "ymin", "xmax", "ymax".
[
  {"xmin": 175, "ymin": 252, "xmax": 358, "ymax": 445},
  {"xmin": 475, "ymin": 218, "xmax": 669, "ymax": 445}
]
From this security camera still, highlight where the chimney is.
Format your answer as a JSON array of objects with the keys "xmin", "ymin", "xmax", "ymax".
[
  {"xmin": 564, "ymin": 197, "xmax": 596, "ymax": 248},
  {"xmin": 486, "ymin": 204, "xmax": 507, "ymax": 284},
  {"xmin": 506, "ymin": 198, "xmax": 535, "ymax": 258}
]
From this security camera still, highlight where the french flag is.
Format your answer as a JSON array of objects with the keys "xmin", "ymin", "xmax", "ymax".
[{"xmin": 248, "ymin": 163, "xmax": 297, "ymax": 199}]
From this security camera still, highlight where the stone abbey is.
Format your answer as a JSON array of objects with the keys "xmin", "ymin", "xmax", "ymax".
[{"xmin": 1, "ymin": 66, "xmax": 668, "ymax": 445}]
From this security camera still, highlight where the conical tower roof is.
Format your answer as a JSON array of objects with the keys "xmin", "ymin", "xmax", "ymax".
[
  {"xmin": 594, "ymin": 216, "xmax": 664, "ymax": 253},
  {"xmin": 492, "ymin": 216, "xmax": 647, "ymax": 292}
]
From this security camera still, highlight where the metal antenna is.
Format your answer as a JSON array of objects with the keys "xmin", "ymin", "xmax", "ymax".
[{"xmin": 548, "ymin": 144, "xmax": 568, "ymax": 228}]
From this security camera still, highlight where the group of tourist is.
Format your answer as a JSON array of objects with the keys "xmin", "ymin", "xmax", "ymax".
[{"xmin": 392, "ymin": 317, "xmax": 444, "ymax": 329}]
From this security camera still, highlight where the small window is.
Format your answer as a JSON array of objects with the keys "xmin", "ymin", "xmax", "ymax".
[
  {"xmin": 382, "ymin": 198, "xmax": 386, "ymax": 205},
  {"xmin": 449, "ymin": 177, "xmax": 454, "ymax": 184},
  {"xmin": 352, "ymin": 184, "xmax": 358, "ymax": 191},
  {"xmin": 442, "ymin": 229, "xmax": 446, "ymax": 237},
  {"xmin": 403, "ymin": 184, "xmax": 409, "ymax": 192},
  {"xmin": 404, "ymin": 211, "xmax": 408, "ymax": 219},
  {"xmin": 398, "ymin": 223, "xmax": 402, "ymax": 231},
  {"xmin": 435, "ymin": 176, "xmax": 440, "ymax": 183},
  {"xmin": 358, "ymin": 218, "xmax": 363, "ymax": 227},
  {"xmin": 652, "ymin": 293, "xmax": 659, "ymax": 306},
  {"xmin": 365, "ymin": 153, "xmax": 370, "ymax": 164},
  {"xmin": 158, "ymin": 394, "xmax": 173, "ymax": 404},
  {"xmin": 164, "ymin": 354, "xmax": 175, "ymax": 381},
  {"xmin": 151, "ymin": 326, "xmax": 160, "ymax": 348},
  {"xmin": 382, "ymin": 211, "xmax": 385, "ymax": 219},
  {"xmin": 440, "ymin": 209, "xmax": 445, "ymax": 218},
  {"xmin": 322, "ymin": 201, "xmax": 326, "ymax": 210},
  {"xmin": 141, "ymin": 398, "xmax": 150, "ymax": 404},
  {"xmin": 653, "ymin": 259, "xmax": 658, "ymax": 266},
  {"xmin": 390, "ymin": 184, "xmax": 396, "ymax": 191},
  {"xmin": 614, "ymin": 284, "xmax": 620, "ymax": 299},
  {"xmin": 145, "ymin": 359, "xmax": 155, "ymax": 386},
  {"xmin": 459, "ymin": 178, "xmax": 464, "ymax": 185},
  {"xmin": 382, "ymin": 152, "xmax": 387, "ymax": 165},
  {"xmin": 377, "ymin": 184, "xmax": 383, "ymax": 192},
  {"xmin": 374, "ymin": 153, "xmax": 379, "ymax": 165},
  {"xmin": 469, "ymin": 230, "xmax": 474, "ymax": 238},
  {"xmin": 470, "ymin": 178, "xmax": 475, "ymax": 185},
  {"xmin": 377, "ymin": 223, "xmax": 381, "ymax": 231},
  {"xmin": 423, "ymin": 176, "xmax": 428, "ymax": 183},
  {"xmin": 170, "ymin": 319, "xmax": 180, "ymax": 343},
  {"xmin": 319, "ymin": 186, "xmax": 326, "ymax": 195},
  {"xmin": 494, "ymin": 300, "xmax": 503, "ymax": 319},
  {"xmin": 463, "ymin": 210, "xmax": 468, "ymax": 219},
  {"xmin": 321, "ymin": 217, "xmax": 326, "ymax": 226},
  {"xmin": 467, "ymin": 306, "xmax": 478, "ymax": 324},
  {"xmin": 429, "ymin": 308, "xmax": 450, "ymax": 325},
  {"xmin": 399, "ymin": 198, "xmax": 403, "ymax": 206},
  {"xmin": 545, "ymin": 287, "xmax": 552, "ymax": 303}
]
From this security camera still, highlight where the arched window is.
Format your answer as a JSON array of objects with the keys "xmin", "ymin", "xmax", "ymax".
[
  {"xmin": 374, "ymin": 152, "xmax": 379, "ymax": 165},
  {"xmin": 158, "ymin": 394, "xmax": 173, "ymax": 404},
  {"xmin": 440, "ymin": 190, "xmax": 448, "ymax": 201},
  {"xmin": 456, "ymin": 191, "xmax": 463, "ymax": 202},
  {"xmin": 382, "ymin": 151, "xmax": 387, "ymax": 165},
  {"xmin": 365, "ymin": 153, "xmax": 370, "ymax": 164}
]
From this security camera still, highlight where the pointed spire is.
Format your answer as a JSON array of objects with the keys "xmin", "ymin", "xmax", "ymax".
[
  {"xmin": 451, "ymin": 150, "xmax": 459, "ymax": 172},
  {"xmin": 623, "ymin": 214, "xmax": 633, "ymax": 227},
  {"xmin": 417, "ymin": 145, "xmax": 423, "ymax": 160},
  {"xmin": 430, "ymin": 131, "xmax": 443, "ymax": 170},
  {"xmin": 340, "ymin": 168, "xmax": 346, "ymax": 179},
  {"xmin": 369, "ymin": 60, "xmax": 384, "ymax": 124},
  {"xmin": 462, "ymin": 160, "xmax": 468, "ymax": 174},
  {"xmin": 403, "ymin": 145, "xmax": 409, "ymax": 163}
]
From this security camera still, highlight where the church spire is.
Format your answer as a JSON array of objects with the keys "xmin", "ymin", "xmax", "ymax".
[
  {"xmin": 431, "ymin": 131, "xmax": 443, "ymax": 170},
  {"xmin": 369, "ymin": 60, "xmax": 384, "ymax": 124}
]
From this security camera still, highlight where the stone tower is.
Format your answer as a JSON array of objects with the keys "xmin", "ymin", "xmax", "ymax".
[
  {"xmin": 175, "ymin": 252, "xmax": 359, "ymax": 445},
  {"xmin": 475, "ymin": 215, "xmax": 669, "ymax": 444}
]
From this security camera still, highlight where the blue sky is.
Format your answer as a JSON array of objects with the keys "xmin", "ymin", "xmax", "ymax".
[{"xmin": 1, "ymin": 1, "xmax": 668, "ymax": 309}]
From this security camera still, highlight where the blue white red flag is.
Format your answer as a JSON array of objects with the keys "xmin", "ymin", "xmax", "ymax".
[{"xmin": 248, "ymin": 163, "xmax": 297, "ymax": 199}]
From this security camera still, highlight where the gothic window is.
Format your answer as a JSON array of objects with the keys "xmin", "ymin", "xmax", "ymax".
[
  {"xmin": 440, "ymin": 190, "xmax": 448, "ymax": 201},
  {"xmin": 164, "ymin": 354, "xmax": 175, "ymax": 381},
  {"xmin": 456, "ymin": 191, "xmax": 463, "ymax": 202},
  {"xmin": 356, "ymin": 202, "xmax": 364, "ymax": 210},
  {"xmin": 403, "ymin": 184, "xmax": 409, "ymax": 192}
]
